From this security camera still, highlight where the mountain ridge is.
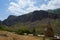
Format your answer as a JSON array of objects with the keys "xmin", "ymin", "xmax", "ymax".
[
  {"xmin": 0, "ymin": 8, "xmax": 60, "ymax": 35},
  {"xmin": 2, "ymin": 10, "xmax": 60, "ymax": 26}
]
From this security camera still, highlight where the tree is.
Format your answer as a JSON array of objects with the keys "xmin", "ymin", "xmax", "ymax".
[
  {"xmin": 32, "ymin": 27, "xmax": 36, "ymax": 36},
  {"xmin": 44, "ymin": 22, "xmax": 54, "ymax": 37}
]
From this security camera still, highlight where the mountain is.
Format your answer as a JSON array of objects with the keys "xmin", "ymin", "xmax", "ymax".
[
  {"xmin": 0, "ymin": 20, "xmax": 2, "ymax": 24},
  {"xmin": 48, "ymin": 8, "xmax": 60, "ymax": 18},
  {"xmin": 2, "ymin": 15, "xmax": 18, "ymax": 26},
  {"xmin": 0, "ymin": 8, "xmax": 60, "ymax": 35},
  {"xmin": 2, "ymin": 10, "xmax": 58, "ymax": 26},
  {"xmin": 48, "ymin": 8, "xmax": 60, "ymax": 14}
]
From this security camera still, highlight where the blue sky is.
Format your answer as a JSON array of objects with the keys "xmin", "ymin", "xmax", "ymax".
[{"xmin": 0, "ymin": 0, "xmax": 60, "ymax": 21}]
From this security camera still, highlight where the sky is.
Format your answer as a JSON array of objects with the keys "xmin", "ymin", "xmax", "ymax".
[{"xmin": 0, "ymin": 0, "xmax": 60, "ymax": 21}]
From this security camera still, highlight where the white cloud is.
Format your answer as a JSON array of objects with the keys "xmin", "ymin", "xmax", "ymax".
[
  {"xmin": 48, "ymin": 0, "xmax": 60, "ymax": 9},
  {"xmin": 39, "ymin": 4, "xmax": 48, "ymax": 10},
  {"xmin": 8, "ymin": 0, "xmax": 60, "ymax": 15},
  {"xmin": 8, "ymin": 0, "xmax": 39, "ymax": 15},
  {"xmin": 40, "ymin": 0, "xmax": 60, "ymax": 10}
]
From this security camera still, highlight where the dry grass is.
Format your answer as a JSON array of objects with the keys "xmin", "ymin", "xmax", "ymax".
[{"xmin": 0, "ymin": 30, "xmax": 43, "ymax": 40}]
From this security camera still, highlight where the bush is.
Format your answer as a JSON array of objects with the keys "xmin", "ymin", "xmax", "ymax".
[
  {"xmin": 15, "ymin": 29, "xmax": 31, "ymax": 35},
  {"xmin": 0, "ymin": 26, "xmax": 4, "ymax": 30}
]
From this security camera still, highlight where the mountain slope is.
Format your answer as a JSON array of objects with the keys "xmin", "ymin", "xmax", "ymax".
[
  {"xmin": 1, "ymin": 9, "xmax": 60, "ymax": 35},
  {"xmin": 48, "ymin": 8, "xmax": 60, "ymax": 18},
  {"xmin": 2, "ymin": 10, "xmax": 58, "ymax": 26},
  {"xmin": 48, "ymin": 8, "xmax": 60, "ymax": 14}
]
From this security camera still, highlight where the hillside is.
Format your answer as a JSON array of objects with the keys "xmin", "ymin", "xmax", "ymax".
[
  {"xmin": 48, "ymin": 8, "xmax": 60, "ymax": 14},
  {"xmin": 2, "ymin": 10, "xmax": 59, "ymax": 26},
  {"xmin": 0, "ymin": 8, "xmax": 60, "ymax": 36},
  {"xmin": 9, "ymin": 18, "xmax": 60, "ymax": 35},
  {"xmin": 48, "ymin": 8, "xmax": 60, "ymax": 18},
  {"xmin": 0, "ymin": 31, "xmax": 42, "ymax": 40}
]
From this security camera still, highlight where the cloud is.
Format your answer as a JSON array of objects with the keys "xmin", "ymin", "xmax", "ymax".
[
  {"xmin": 8, "ymin": 0, "xmax": 39, "ymax": 15},
  {"xmin": 48, "ymin": 0, "xmax": 60, "ymax": 9},
  {"xmin": 8, "ymin": 0, "xmax": 60, "ymax": 15},
  {"xmin": 40, "ymin": 0, "xmax": 60, "ymax": 10}
]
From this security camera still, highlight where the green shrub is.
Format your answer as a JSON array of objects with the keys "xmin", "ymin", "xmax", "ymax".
[{"xmin": 15, "ymin": 29, "xmax": 31, "ymax": 35}]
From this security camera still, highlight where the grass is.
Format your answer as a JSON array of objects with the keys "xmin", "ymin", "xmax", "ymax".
[{"xmin": 0, "ymin": 30, "xmax": 43, "ymax": 40}]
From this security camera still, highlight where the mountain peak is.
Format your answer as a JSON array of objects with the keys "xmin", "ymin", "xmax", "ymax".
[{"xmin": 7, "ymin": 15, "xmax": 17, "ymax": 19}]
